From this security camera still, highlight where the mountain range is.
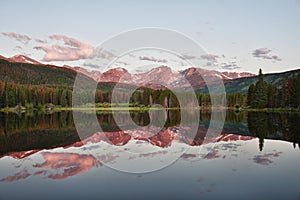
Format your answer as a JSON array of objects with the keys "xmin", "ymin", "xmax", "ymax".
[
  {"xmin": 1, "ymin": 54, "xmax": 299, "ymax": 93},
  {"xmin": 66, "ymin": 64, "xmax": 255, "ymax": 90}
]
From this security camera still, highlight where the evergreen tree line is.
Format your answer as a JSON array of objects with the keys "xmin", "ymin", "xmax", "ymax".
[
  {"xmin": 95, "ymin": 89, "xmax": 245, "ymax": 108},
  {"xmin": 247, "ymin": 69, "xmax": 300, "ymax": 108},
  {"xmin": 0, "ymin": 80, "xmax": 248, "ymax": 109},
  {"xmin": 0, "ymin": 81, "xmax": 72, "ymax": 108}
]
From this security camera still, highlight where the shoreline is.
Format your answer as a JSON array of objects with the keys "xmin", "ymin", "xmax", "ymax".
[{"xmin": 1, "ymin": 106, "xmax": 299, "ymax": 113}]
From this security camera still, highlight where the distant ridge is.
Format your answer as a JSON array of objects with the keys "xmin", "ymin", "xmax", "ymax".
[{"xmin": 1, "ymin": 54, "xmax": 298, "ymax": 93}]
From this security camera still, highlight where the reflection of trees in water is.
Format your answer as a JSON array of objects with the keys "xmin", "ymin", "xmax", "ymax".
[
  {"xmin": 247, "ymin": 112, "xmax": 300, "ymax": 151},
  {"xmin": 0, "ymin": 112, "xmax": 78, "ymax": 155},
  {"xmin": 0, "ymin": 111, "xmax": 74, "ymax": 135},
  {"xmin": 1, "ymin": 110, "xmax": 299, "ymax": 156},
  {"xmin": 225, "ymin": 110, "xmax": 247, "ymax": 123}
]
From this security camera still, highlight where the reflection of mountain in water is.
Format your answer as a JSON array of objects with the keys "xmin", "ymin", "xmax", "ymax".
[{"xmin": 0, "ymin": 111, "xmax": 299, "ymax": 158}]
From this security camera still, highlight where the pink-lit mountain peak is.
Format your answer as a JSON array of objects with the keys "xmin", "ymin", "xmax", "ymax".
[
  {"xmin": 103, "ymin": 67, "xmax": 128, "ymax": 75},
  {"xmin": 181, "ymin": 67, "xmax": 254, "ymax": 80},
  {"xmin": 9, "ymin": 55, "xmax": 41, "ymax": 65},
  {"xmin": 0, "ymin": 54, "xmax": 255, "ymax": 86}
]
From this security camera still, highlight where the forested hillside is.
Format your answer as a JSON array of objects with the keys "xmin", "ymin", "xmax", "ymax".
[
  {"xmin": 247, "ymin": 69, "xmax": 300, "ymax": 108},
  {"xmin": 196, "ymin": 69, "xmax": 300, "ymax": 94},
  {"xmin": 0, "ymin": 58, "xmax": 78, "ymax": 87}
]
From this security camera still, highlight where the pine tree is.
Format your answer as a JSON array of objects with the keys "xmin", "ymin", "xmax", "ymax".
[
  {"xmin": 253, "ymin": 69, "xmax": 268, "ymax": 108},
  {"xmin": 291, "ymin": 72, "xmax": 300, "ymax": 108},
  {"xmin": 247, "ymin": 84, "xmax": 255, "ymax": 107},
  {"xmin": 281, "ymin": 79, "xmax": 288, "ymax": 107},
  {"xmin": 267, "ymin": 84, "xmax": 278, "ymax": 108}
]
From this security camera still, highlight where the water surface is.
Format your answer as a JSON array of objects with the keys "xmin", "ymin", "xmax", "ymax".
[{"xmin": 0, "ymin": 110, "xmax": 299, "ymax": 199}]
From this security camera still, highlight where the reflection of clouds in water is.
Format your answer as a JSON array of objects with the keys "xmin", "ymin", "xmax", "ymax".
[
  {"xmin": 202, "ymin": 150, "xmax": 220, "ymax": 160},
  {"xmin": 97, "ymin": 154, "xmax": 119, "ymax": 164},
  {"xmin": 180, "ymin": 153, "xmax": 197, "ymax": 160},
  {"xmin": 0, "ymin": 152, "xmax": 100, "ymax": 182},
  {"xmin": 199, "ymin": 142, "xmax": 244, "ymax": 160},
  {"xmin": 252, "ymin": 151, "xmax": 282, "ymax": 166},
  {"xmin": 82, "ymin": 144, "xmax": 100, "ymax": 151},
  {"xmin": 0, "ymin": 169, "xmax": 30, "ymax": 182},
  {"xmin": 138, "ymin": 150, "xmax": 168, "ymax": 158},
  {"xmin": 197, "ymin": 178, "xmax": 217, "ymax": 196},
  {"xmin": 2, "ymin": 133, "xmax": 255, "ymax": 181},
  {"xmin": 35, "ymin": 152, "xmax": 100, "ymax": 180},
  {"xmin": 177, "ymin": 138, "xmax": 252, "ymax": 162},
  {"xmin": 220, "ymin": 143, "xmax": 241, "ymax": 151}
]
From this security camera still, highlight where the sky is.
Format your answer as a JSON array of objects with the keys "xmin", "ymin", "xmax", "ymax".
[{"xmin": 0, "ymin": 0, "xmax": 300, "ymax": 74}]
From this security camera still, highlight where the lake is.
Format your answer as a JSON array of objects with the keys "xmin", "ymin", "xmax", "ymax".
[{"xmin": 0, "ymin": 110, "xmax": 300, "ymax": 200}]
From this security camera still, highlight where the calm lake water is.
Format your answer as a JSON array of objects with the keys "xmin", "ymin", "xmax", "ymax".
[{"xmin": 0, "ymin": 110, "xmax": 300, "ymax": 200}]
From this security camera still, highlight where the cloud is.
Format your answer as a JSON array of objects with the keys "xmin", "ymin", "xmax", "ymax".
[
  {"xmin": 269, "ymin": 55, "xmax": 281, "ymax": 61},
  {"xmin": 200, "ymin": 54, "xmax": 240, "ymax": 70},
  {"xmin": 139, "ymin": 56, "xmax": 168, "ymax": 63},
  {"xmin": 219, "ymin": 62, "xmax": 241, "ymax": 70},
  {"xmin": 179, "ymin": 54, "xmax": 197, "ymax": 60},
  {"xmin": 2, "ymin": 32, "xmax": 31, "ymax": 44},
  {"xmin": 14, "ymin": 45, "xmax": 23, "ymax": 50},
  {"xmin": 115, "ymin": 60, "xmax": 128, "ymax": 65},
  {"xmin": 94, "ymin": 47, "xmax": 115, "ymax": 59},
  {"xmin": 35, "ymin": 39, "xmax": 47, "ymax": 44},
  {"xmin": 252, "ymin": 48, "xmax": 281, "ymax": 61},
  {"xmin": 83, "ymin": 63, "xmax": 100, "ymax": 68},
  {"xmin": 34, "ymin": 34, "xmax": 95, "ymax": 62},
  {"xmin": 205, "ymin": 62, "xmax": 215, "ymax": 67},
  {"xmin": 200, "ymin": 54, "xmax": 219, "ymax": 62},
  {"xmin": 253, "ymin": 48, "xmax": 271, "ymax": 56}
]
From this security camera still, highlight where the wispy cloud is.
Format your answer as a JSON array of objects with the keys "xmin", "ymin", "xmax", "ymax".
[
  {"xmin": 200, "ymin": 54, "xmax": 241, "ymax": 70},
  {"xmin": 139, "ymin": 56, "xmax": 168, "ymax": 63},
  {"xmin": 115, "ymin": 60, "xmax": 128, "ymax": 66},
  {"xmin": 179, "ymin": 54, "xmax": 197, "ymax": 60},
  {"xmin": 252, "ymin": 48, "xmax": 281, "ymax": 62},
  {"xmin": 200, "ymin": 54, "xmax": 219, "ymax": 62},
  {"xmin": 34, "ymin": 34, "xmax": 94, "ymax": 62},
  {"xmin": 14, "ymin": 45, "xmax": 23, "ymax": 50},
  {"xmin": 83, "ymin": 63, "xmax": 100, "ymax": 68},
  {"xmin": 94, "ymin": 47, "xmax": 115, "ymax": 59},
  {"xmin": 35, "ymin": 39, "xmax": 47, "ymax": 44},
  {"xmin": 219, "ymin": 62, "xmax": 240, "ymax": 70},
  {"xmin": 2, "ymin": 32, "xmax": 31, "ymax": 44}
]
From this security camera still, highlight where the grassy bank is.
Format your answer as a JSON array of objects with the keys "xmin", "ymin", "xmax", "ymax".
[
  {"xmin": 242, "ymin": 107, "xmax": 300, "ymax": 113},
  {"xmin": 1, "ymin": 105, "xmax": 299, "ymax": 113},
  {"xmin": 0, "ymin": 105, "xmax": 183, "ymax": 113}
]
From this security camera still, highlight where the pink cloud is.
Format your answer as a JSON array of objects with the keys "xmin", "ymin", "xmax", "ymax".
[
  {"xmin": 34, "ymin": 34, "xmax": 95, "ymax": 62},
  {"xmin": 2, "ymin": 32, "xmax": 31, "ymax": 44}
]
